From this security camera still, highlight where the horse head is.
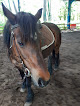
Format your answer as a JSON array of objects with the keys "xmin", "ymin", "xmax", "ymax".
[{"xmin": 2, "ymin": 3, "xmax": 50, "ymax": 87}]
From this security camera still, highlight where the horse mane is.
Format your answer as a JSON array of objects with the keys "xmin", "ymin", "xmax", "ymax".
[
  {"xmin": 3, "ymin": 12, "xmax": 38, "ymax": 48},
  {"xmin": 16, "ymin": 12, "xmax": 37, "ymax": 41},
  {"xmin": 3, "ymin": 20, "xmax": 11, "ymax": 48}
]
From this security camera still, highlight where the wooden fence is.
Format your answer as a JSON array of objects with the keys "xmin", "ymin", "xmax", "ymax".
[
  {"xmin": 0, "ymin": 23, "xmax": 80, "ymax": 33},
  {"xmin": 57, "ymin": 23, "xmax": 80, "ymax": 30}
]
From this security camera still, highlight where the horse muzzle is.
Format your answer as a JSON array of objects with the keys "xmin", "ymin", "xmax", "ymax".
[{"xmin": 38, "ymin": 78, "xmax": 50, "ymax": 87}]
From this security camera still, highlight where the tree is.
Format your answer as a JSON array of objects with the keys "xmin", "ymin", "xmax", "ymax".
[{"xmin": 58, "ymin": 1, "xmax": 68, "ymax": 21}]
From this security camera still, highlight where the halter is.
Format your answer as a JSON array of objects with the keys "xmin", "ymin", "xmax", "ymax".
[{"xmin": 10, "ymin": 24, "xmax": 31, "ymax": 77}]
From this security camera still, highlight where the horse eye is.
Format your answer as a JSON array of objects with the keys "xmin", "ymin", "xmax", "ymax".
[{"xmin": 18, "ymin": 42, "xmax": 24, "ymax": 47}]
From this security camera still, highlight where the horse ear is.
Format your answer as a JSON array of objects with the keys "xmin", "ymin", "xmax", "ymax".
[
  {"xmin": 2, "ymin": 3, "xmax": 16, "ymax": 25},
  {"xmin": 35, "ymin": 8, "xmax": 42, "ymax": 21}
]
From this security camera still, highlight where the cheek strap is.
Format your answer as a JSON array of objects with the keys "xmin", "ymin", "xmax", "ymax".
[{"xmin": 9, "ymin": 24, "xmax": 32, "ymax": 77}]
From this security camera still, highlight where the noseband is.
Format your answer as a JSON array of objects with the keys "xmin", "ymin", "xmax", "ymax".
[{"xmin": 10, "ymin": 24, "xmax": 31, "ymax": 77}]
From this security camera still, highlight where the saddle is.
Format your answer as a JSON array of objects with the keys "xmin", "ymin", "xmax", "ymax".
[{"xmin": 39, "ymin": 24, "xmax": 55, "ymax": 58}]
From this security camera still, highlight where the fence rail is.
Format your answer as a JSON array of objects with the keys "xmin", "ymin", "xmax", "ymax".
[
  {"xmin": 56, "ymin": 23, "xmax": 80, "ymax": 30},
  {"xmin": 0, "ymin": 23, "xmax": 80, "ymax": 33}
]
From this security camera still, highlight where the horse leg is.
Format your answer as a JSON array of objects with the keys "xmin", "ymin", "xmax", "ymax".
[
  {"xmin": 52, "ymin": 49, "xmax": 55, "ymax": 63},
  {"xmin": 25, "ymin": 77, "xmax": 34, "ymax": 103},
  {"xmin": 18, "ymin": 69, "xmax": 26, "ymax": 92},
  {"xmin": 18, "ymin": 69, "xmax": 24, "ymax": 79},
  {"xmin": 18, "ymin": 69, "xmax": 34, "ymax": 104},
  {"xmin": 52, "ymin": 49, "xmax": 60, "ymax": 70},
  {"xmin": 48, "ymin": 49, "xmax": 59, "ymax": 74},
  {"xmin": 48, "ymin": 55, "xmax": 53, "ymax": 75},
  {"xmin": 55, "ymin": 52, "xmax": 59, "ymax": 68}
]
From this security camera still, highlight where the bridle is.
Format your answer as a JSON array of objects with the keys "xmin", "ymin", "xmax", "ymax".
[{"xmin": 10, "ymin": 24, "xmax": 31, "ymax": 77}]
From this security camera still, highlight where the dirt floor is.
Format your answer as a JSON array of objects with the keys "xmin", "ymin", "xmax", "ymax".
[{"xmin": 0, "ymin": 31, "xmax": 80, "ymax": 106}]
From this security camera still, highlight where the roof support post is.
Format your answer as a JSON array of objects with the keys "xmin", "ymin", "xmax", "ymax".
[
  {"xmin": 8, "ymin": 0, "xmax": 11, "ymax": 10},
  {"xmin": 43, "ymin": 0, "xmax": 47, "ymax": 21},
  {"xmin": 18, "ymin": 0, "xmax": 20, "ymax": 12},
  {"xmin": 67, "ymin": 0, "xmax": 75, "ymax": 29},
  {"xmin": 48, "ymin": 0, "xmax": 51, "ymax": 21},
  {"xmin": 12, "ymin": 0, "xmax": 17, "ymax": 13}
]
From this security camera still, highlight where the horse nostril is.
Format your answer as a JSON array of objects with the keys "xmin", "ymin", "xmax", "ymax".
[
  {"xmin": 46, "ymin": 79, "xmax": 50, "ymax": 85},
  {"xmin": 38, "ymin": 78, "xmax": 44, "ymax": 87},
  {"xmin": 38, "ymin": 78, "xmax": 50, "ymax": 87}
]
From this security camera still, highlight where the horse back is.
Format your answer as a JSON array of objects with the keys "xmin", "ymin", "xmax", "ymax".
[{"xmin": 42, "ymin": 22, "xmax": 61, "ymax": 53}]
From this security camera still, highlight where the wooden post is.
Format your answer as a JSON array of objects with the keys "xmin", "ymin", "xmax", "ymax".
[{"xmin": 67, "ymin": 0, "xmax": 75, "ymax": 29}]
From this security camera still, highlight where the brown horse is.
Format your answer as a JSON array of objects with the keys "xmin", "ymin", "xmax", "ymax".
[{"xmin": 2, "ymin": 3, "xmax": 61, "ymax": 106}]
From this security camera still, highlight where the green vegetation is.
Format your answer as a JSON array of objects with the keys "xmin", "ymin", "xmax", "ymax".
[
  {"xmin": 57, "ymin": 24, "xmax": 67, "ymax": 30},
  {"xmin": 0, "ymin": 23, "xmax": 4, "ymax": 34},
  {"xmin": 0, "ymin": 27, "xmax": 4, "ymax": 34},
  {"xmin": 0, "ymin": 0, "xmax": 5, "ymax": 33}
]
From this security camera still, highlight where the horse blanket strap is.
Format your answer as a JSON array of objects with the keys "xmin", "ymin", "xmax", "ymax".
[
  {"xmin": 37, "ymin": 24, "xmax": 55, "ymax": 58},
  {"xmin": 40, "ymin": 24, "xmax": 55, "ymax": 51}
]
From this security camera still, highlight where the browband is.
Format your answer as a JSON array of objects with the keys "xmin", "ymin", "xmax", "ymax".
[{"xmin": 11, "ymin": 24, "xmax": 19, "ymax": 30}]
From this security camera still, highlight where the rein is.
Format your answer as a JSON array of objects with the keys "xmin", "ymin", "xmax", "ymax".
[{"xmin": 10, "ymin": 24, "xmax": 31, "ymax": 77}]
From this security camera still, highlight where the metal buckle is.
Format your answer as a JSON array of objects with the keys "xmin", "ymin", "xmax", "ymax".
[
  {"xmin": 10, "ymin": 31, "xmax": 14, "ymax": 49},
  {"xmin": 11, "ymin": 24, "xmax": 19, "ymax": 30},
  {"xmin": 24, "ymin": 68, "xmax": 31, "ymax": 77}
]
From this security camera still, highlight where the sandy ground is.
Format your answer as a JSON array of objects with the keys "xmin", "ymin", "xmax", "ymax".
[{"xmin": 0, "ymin": 31, "xmax": 80, "ymax": 106}]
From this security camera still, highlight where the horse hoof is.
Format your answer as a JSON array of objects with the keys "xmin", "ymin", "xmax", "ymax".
[
  {"xmin": 20, "ymin": 88, "xmax": 26, "ymax": 93},
  {"xmin": 54, "ymin": 68, "xmax": 58, "ymax": 71},
  {"xmin": 54, "ymin": 66, "xmax": 59, "ymax": 71},
  {"xmin": 24, "ymin": 102, "xmax": 32, "ymax": 106}
]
